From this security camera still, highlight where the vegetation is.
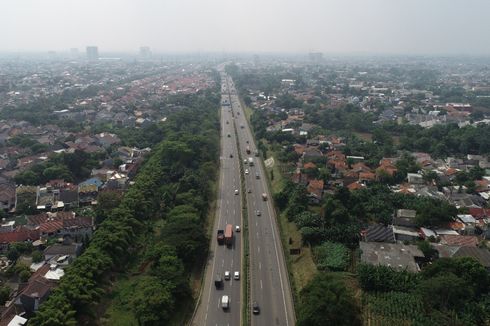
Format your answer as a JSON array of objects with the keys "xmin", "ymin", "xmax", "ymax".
[
  {"xmin": 314, "ymin": 242, "xmax": 350, "ymax": 272},
  {"xmin": 359, "ymin": 257, "xmax": 490, "ymax": 325},
  {"xmin": 297, "ymin": 273, "xmax": 361, "ymax": 326},
  {"xmin": 29, "ymin": 88, "xmax": 220, "ymax": 325}
]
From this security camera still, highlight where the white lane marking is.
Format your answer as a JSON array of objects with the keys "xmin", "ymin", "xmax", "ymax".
[
  {"xmin": 231, "ymin": 258, "xmax": 234, "ymax": 268},
  {"xmin": 222, "ymin": 259, "xmax": 224, "ymax": 268},
  {"xmin": 258, "ymin": 246, "xmax": 260, "ymax": 253},
  {"xmin": 255, "ymin": 221, "xmax": 258, "ymax": 227},
  {"xmin": 260, "ymin": 280, "xmax": 263, "ymax": 289},
  {"xmin": 256, "ymin": 231, "xmax": 259, "ymax": 239},
  {"xmin": 259, "ymin": 262, "xmax": 261, "ymax": 270},
  {"xmin": 217, "ymin": 297, "xmax": 220, "ymax": 309}
]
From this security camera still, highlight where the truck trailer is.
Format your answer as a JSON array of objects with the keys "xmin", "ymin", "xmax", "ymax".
[{"xmin": 225, "ymin": 224, "xmax": 233, "ymax": 247}]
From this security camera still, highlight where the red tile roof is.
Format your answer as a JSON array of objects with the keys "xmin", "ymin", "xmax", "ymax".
[
  {"xmin": 440, "ymin": 235, "xmax": 479, "ymax": 247},
  {"xmin": 0, "ymin": 227, "xmax": 40, "ymax": 244}
]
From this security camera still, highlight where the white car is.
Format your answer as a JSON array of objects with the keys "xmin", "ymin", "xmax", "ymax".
[
  {"xmin": 222, "ymin": 295, "xmax": 230, "ymax": 309},
  {"xmin": 234, "ymin": 271, "xmax": 240, "ymax": 280},
  {"xmin": 244, "ymin": 159, "xmax": 248, "ymax": 164},
  {"xmin": 245, "ymin": 169, "xmax": 249, "ymax": 175},
  {"xmin": 224, "ymin": 271, "xmax": 231, "ymax": 280},
  {"xmin": 235, "ymin": 225, "xmax": 241, "ymax": 232},
  {"xmin": 234, "ymin": 189, "xmax": 239, "ymax": 195},
  {"xmin": 256, "ymin": 210, "xmax": 261, "ymax": 216}
]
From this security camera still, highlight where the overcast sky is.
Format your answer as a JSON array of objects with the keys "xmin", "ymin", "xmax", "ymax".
[{"xmin": 1, "ymin": 0, "xmax": 489, "ymax": 55}]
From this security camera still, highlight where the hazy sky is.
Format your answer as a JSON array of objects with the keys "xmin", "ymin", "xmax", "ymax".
[{"xmin": 1, "ymin": 0, "xmax": 489, "ymax": 55}]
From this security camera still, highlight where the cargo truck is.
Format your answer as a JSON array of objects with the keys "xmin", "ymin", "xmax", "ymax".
[
  {"xmin": 225, "ymin": 224, "xmax": 233, "ymax": 246},
  {"xmin": 217, "ymin": 229, "xmax": 225, "ymax": 245}
]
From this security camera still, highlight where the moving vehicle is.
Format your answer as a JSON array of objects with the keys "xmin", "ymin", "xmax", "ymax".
[
  {"xmin": 217, "ymin": 229, "xmax": 225, "ymax": 245},
  {"xmin": 256, "ymin": 210, "xmax": 261, "ymax": 216},
  {"xmin": 234, "ymin": 271, "xmax": 240, "ymax": 280},
  {"xmin": 229, "ymin": 154, "xmax": 233, "ymax": 158},
  {"xmin": 235, "ymin": 225, "xmax": 241, "ymax": 232},
  {"xmin": 247, "ymin": 189, "xmax": 252, "ymax": 193},
  {"xmin": 246, "ymin": 146, "xmax": 251, "ymax": 154},
  {"xmin": 255, "ymin": 172, "xmax": 260, "ymax": 179},
  {"xmin": 243, "ymin": 159, "xmax": 248, "ymax": 165},
  {"xmin": 254, "ymin": 150, "xmax": 259, "ymax": 157},
  {"xmin": 224, "ymin": 271, "xmax": 231, "ymax": 280},
  {"xmin": 252, "ymin": 301, "xmax": 260, "ymax": 314},
  {"xmin": 215, "ymin": 274, "xmax": 223, "ymax": 289},
  {"xmin": 225, "ymin": 224, "xmax": 233, "ymax": 246},
  {"xmin": 262, "ymin": 193, "xmax": 268, "ymax": 201},
  {"xmin": 234, "ymin": 189, "xmax": 239, "ymax": 195},
  {"xmin": 245, "ymin": 169, "xmax": 249, "ymax": 175},
  {"xmin": 227, "ymin": 134, "xmax": 231, "ymax": 137},
  {"xmin": 222, "ymin": 295, "xmax": 230, "ymax": 310},
  {"xmin": 248, "ymin": 157, "xmax": 254, "ymax": 166},
  {"xmin": 240, "ymin": 124, "xmax": 244, "ymax": 129},
  {"xmin": 226, "ymin": 120, "xmax": 229, "ymax": 124}
]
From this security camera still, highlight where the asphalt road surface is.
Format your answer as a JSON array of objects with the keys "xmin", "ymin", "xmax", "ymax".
[
  {"xmin": 191, "ymin": 72, "xmax": 243, "ymax": 326},
  {"xmin": 227, "ymin": 75, "xmax": 296, "ymax": 326}
]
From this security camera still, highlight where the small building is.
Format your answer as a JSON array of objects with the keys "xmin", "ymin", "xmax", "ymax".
[{"xmin": 359, "ymin": 242, "xmax": 424, "ymax": 272}]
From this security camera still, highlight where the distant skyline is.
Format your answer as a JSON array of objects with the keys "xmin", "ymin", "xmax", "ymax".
[{"xmin": 1, "ymin": 0, "xmax": 490, "ymax": 55}]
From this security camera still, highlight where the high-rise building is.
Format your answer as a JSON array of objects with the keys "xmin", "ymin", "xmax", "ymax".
[
  {"xmin": 139, "ymin": 46, "xmax": 151, "ymax": 59},
  {"xmin": 86, "ymin": 46, "xmax": 99, "ymax": 61},
  {"xmin": 309, "ymin": 52, "xmax": 323, "ymax": 63}
]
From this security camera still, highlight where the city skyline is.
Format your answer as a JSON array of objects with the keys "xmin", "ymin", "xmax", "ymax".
[{"xmin": 1, "ymin": 0, "xmax": 490, "ymax": 55}]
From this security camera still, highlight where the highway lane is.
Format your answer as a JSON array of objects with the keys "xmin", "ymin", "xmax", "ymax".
[
  {"xmin": 226, "ymin": 75, "xmax": 296, "ymax": 326},
  {"xmin": 191, "ymin": 73, "xmax": 243, "ymax": 326}
]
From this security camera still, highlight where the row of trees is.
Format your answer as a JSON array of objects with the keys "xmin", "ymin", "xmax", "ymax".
[{"xmin": 29, "ymin": 89, "xmax": 220, "ymax": 325}]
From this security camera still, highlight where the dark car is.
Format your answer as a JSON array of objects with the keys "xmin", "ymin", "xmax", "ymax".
[
  {"xmin": 252, "ymin": 301, "xmax": 260, "ymax": 315},
  {"xmin": 230, "ymin": 154, "xmax": 233, "ymax": 158}
]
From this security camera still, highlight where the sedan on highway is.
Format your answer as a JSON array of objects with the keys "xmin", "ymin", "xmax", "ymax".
[
  {"xmin": 255, "ymin": 210, "xmax": 261, "ymax": 216},
  {"xmin": 245, "ymin": 169, "xmax": 249, "ymax": 175},
  {"xmin": 234, "ymin": 271, "xmax": 240, "ymax": 280},
  {"xmin": 224, "ymin": 271, "xmax": 231, "ymax": 280},
  {"xmin": 252, "ymin": 301, "xmax": 260, "ymax": 315},
  {"xmin": 235, "ymin": 189, "xmax": 239, "ymax": 195}
]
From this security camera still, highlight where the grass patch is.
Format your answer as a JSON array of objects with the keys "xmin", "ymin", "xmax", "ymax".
[
  {"xmin": 262, "ymin": 146, "xmax": 317, "ymax": 298},
  {"xmin": 101, "ymin": 275, "xmax": 139, "ymax": 326}
]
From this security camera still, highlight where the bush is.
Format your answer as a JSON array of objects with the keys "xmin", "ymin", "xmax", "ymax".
[{"xmin": 314, "ymin": 242, "xmax": 350, "ymax": 271}]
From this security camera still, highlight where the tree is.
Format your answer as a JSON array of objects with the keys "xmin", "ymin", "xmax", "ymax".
[
  {"xmin": 0, "ymin": 286, "xmax": 10, "ymax": 305},
  {"xmin": 131, "ymin": 276, "xmax": 175, "ymax": 326},
  {"xmin": 417, "ymin": 273, "xmax": 472, "ymax": 311},
  {"xmin": 32, "ymin": 250, "xmax": 44, "ymax": 263},
  {"xmin": 19, "ymin": 269, "xmax": 31, "ymax": 282},
  {"xmin": 298, "ymin": 273, "xmax": 361, "ymax": 326}
]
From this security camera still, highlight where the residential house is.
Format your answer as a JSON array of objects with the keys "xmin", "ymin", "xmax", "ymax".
[
  {"xmin": 359, "ymin": 242, "xmax": 424, "ymax": 272},
  {"xmin": 307, "ymin": 179, "xmax": 324, "ymax": 204},
  {"xmin": 363, "ymin": 224, "xmax": 395, "ymax": 243}
]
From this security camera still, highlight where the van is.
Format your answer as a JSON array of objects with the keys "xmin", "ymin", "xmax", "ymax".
[{"xmin": 221, "ymin": 295, "xmax": 230, "ymax": 309}]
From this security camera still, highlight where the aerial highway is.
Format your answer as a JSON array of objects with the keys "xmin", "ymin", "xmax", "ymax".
[
  {"xmin": 191, "ymin": 72, "xmax": 243, "ymax": 326},
  {"xmin": 227, "ymin": 75, "xmax": 296, "ymax": 326}
]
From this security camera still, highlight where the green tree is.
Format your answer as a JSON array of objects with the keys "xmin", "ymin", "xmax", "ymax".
[
  {"xmin": 0, "ymin": 286, "xmax": 10, "ymax": 305},
  {"xmin": 131, "ymin": 276, "xmax": 175, "ymax": 326},
  {"xmin": 298, "ymin": 273, "xmax": 361, "ymax": 326}
]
